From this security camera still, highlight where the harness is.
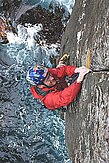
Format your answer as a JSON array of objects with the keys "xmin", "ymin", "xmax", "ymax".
[
  {"xmin": 34, "ymin": 73, "xmax": 79, "ymax": 97},
  {"xmin": 34, "ymin": 86, "xmax": 53, "ymax": 97}
]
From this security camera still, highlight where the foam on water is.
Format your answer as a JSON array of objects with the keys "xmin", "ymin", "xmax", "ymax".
[
  {"xmin": 0, "ymin": 20, "xmax": 72, "ymax": 163},
  {"xmin": 6, "ymin": 24, "xmax": 60, "ymax": 68}
]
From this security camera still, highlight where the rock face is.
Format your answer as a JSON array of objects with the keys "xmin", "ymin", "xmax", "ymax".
[{"xmin": 60, "ymin": 0, "xmax": 109, "ymax": 162}]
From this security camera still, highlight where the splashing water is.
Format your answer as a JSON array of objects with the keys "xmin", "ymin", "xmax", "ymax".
[{"xmin": 0, "ymin": 20, "xmax": 71, "ymax": 163}]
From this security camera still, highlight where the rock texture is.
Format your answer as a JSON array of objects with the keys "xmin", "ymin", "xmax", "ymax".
[
  {"xmin": 0, "ymin": 0, "xmax": 22, "ymax": 19},
  {"xmin": 17, "ymin": 5, "xmax": 66, "ymax": 45},
  {"xmin": 60, "ymin": 0, "xmax": 109, "ymax": 162}
]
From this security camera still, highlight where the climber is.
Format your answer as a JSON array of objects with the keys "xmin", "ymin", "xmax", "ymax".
[{"xmin": 26, "ymin": 62, "xmax": 91, "ymax": 110}]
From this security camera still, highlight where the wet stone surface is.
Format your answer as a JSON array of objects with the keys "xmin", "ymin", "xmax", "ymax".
[{"xmin": 17, "ymin": 4, "xmax": 69, "ymax": 45}]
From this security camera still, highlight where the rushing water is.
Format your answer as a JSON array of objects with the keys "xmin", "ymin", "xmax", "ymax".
[{"xmin": 0, "ymin": 0, "xmax": 75, "ymax": 162}]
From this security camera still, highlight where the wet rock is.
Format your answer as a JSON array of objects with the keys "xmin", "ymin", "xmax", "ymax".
[
  {"xmin": 0, "ymin": 0, "xmax": 22, "ymax": 19},
  {"xmin": 17, "ymin": 5, "xmax": 68, "ymax": 45},
  {"xmin": 0, "ymin": 16, "xmax": 17, "ymax": 44},
  {"xmin": 60, "ymin": 0, "xmax": 109, "ymax": 162},
  {"xmin": 0, "ymin": 0, "xmax": 70, "ymax": 46}
]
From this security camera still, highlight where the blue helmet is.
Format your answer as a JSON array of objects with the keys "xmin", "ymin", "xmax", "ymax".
[{"xmin": 26, "ymin": 65, "xmax": 48, "ymax": 85}]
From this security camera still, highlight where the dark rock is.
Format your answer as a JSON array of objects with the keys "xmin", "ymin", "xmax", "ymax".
[
  {"xmin": 17, "ymin": 5, "xmax": 66, "ymax": 45},
  {"xmin": 0, "ymin": 0, "xmax": 22, "ymax": 19}
]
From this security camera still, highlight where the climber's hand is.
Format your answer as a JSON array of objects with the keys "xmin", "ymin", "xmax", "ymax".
[{"xmin": 75, "ymin": 66, "xmax": 91, "ymax": 83}]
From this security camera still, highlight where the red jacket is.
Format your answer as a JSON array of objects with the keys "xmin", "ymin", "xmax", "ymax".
[{"xmin": 30, "ymin": 65, "xmax": 81, "ymax": 110}]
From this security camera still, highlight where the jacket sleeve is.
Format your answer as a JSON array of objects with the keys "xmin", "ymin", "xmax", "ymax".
[
  {"xmin": 48, "ymin": 65, "xmax": 76, "ymax": 78},
  {"xmin": 42, "ymin": 81, "xmax": 81, "ymax": 110}
]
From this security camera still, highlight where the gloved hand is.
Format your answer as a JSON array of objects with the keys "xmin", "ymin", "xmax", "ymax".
[{"xmin": 74, "ymin": 66, "xmax": 91, "ymax": 83}]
